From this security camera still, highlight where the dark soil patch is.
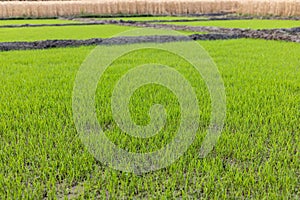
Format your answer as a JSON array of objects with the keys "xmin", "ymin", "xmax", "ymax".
[
  {"xmin": 0, "ymin": 34, "xmax": 242, "ymax": 52},
  {"xmin": 106, "ymin": 20, "xmax": 300, "ymax": 43}
]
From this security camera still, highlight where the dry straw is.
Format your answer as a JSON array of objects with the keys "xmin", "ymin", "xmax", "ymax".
[
  {"xmin": 238, "ymin": 0, "xmax": 300, "ymax": 16},
  {"xmin": 0, "ymin": 0, "xmax": 299, "ymax": 18}
]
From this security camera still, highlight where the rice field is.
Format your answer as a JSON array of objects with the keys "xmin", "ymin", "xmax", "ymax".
[
  {"xmin": 0, "ymin": 19, "xmax": 78, "ymax": 25},
  {"xmin": 160, "ymin": 19, "xmax": 300, "ymax": 29},
  {"xmin": 0, "ymin": 25, "xmax": 134, "ymax": 42},
  {"xmin": 0, "ymin": 17, "xmax": 299, "ymax": 199},
  {"xmin": 97, "ymin": 16, "xmax": 205, "ymax": 21}
]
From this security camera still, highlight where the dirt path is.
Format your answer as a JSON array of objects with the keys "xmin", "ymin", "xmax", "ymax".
[{"xmin": 0, "ymin": 34, "xmax": 244, "ymax": 52}]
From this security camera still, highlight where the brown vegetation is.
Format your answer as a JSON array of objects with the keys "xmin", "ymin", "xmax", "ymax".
[{"xmin": 0, "ymin": 0, "xmax": 299, "ymax": 18}]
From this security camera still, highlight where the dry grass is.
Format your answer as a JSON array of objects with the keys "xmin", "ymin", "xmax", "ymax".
[
  {"xmin": 239, "ymin": 0, "xmax": 300, "ymax": 16},
  {"xmin": 0, "ymin": 0, "xmax": 299, "ymax": 18}
]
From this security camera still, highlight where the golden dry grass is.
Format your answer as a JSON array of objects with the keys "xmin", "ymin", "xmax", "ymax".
[
  {"xmin": 239, "ymin": 0, "xmax": 300, "ymax": 16},
  {"xmin": 0, "ymin": 0, "xmax": 299, "ymax": 18}
]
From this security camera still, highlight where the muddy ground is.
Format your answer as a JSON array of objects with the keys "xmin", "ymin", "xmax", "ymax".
[
  {"xmin": 0, "ymin": 34, "xmax": 244, "ymax": 51},
  {"xmin": 116, "ymin": 21, "xmax": 300, "ymax": 43},
  {"xmin": 0, "ymin": 16, "xmax": 299, "ymax": 51}
]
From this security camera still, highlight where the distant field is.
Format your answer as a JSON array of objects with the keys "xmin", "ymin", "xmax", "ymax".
[
  {"xmin": 0, "ymin": 19, "xmax": 78, "ymax": 26},
  {"xmin": 160, "ymin": 19, "xmax": 300, "ymax": 29},
  {"xmin": 0, "ymin": 25, "xmax": 134, "ymax": 42},
  {"xmin": 98, "ymin": 16, "xmax": 205, "ymax": 21},
  {"xmin": 0, "ymin": 19, "xmax": 208, "ymax": 42}
]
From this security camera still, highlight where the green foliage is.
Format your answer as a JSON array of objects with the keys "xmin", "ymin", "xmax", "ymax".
[
  {"xmin": 0, "ymin": 38, "xmax": 299, "ymax": 199},
  {"xmin": 0, "ymin": 19, "xmax": 78, "ymax": 26},
  {"xmin": 160, "ymin": 19, "xmax": 300, "ymax": 29},
  {"xmin": 0, "ymin": 25, "xmax": 134, "ymax": 42},
  {"xmin": 98, "ymin": 16, "xmax": 205, "ymax": 21}
]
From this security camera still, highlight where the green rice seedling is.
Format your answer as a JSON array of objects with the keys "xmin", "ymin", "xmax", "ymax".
[
  {"xmin": 0, "ymin": 24, "xmax": 134, "ymax": 42},
  {"xmin": 0, "ymin": 38, "xmax": 299, "ymax": 199},
  {"xmin": 0, "ymin": 19, "xmax": 79, "ymax": 26},
  {"xmin": 160, "ymin": 19, "xmax": 300, "ymax": 29},
  {"xmin": 97, "ymin": 16, "xmax": 206, "ymax": 22}
]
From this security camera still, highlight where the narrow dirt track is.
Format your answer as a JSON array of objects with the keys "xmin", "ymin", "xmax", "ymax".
[{"xmin": 0, "ymin": 34, "xmax": 243, "ymax": 52}]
